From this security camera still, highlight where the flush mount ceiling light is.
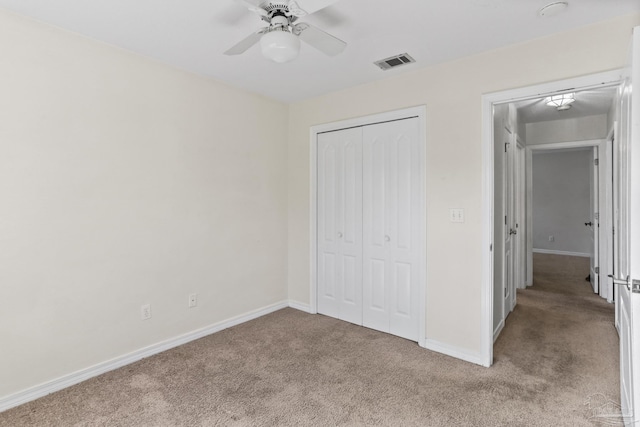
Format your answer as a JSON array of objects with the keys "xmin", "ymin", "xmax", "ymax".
[
  {"xmin": 545, "ymin": 93, "xmax": 575, "ymax": 111},
  {"xmin": 260, "ymin": 27, "xmax": 300, "ymax": 63},
  {"xmin": 538, "ymin": 2, "xmax": 569, "ymax": 17}
]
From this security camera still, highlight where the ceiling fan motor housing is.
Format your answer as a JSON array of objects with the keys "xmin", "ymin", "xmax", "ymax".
[
  {"xmin": 261, "ymin": 0, "xmax": 306, "ymax": 24},
  {"xmin": 263, "ymin": 2, "xmax": 292, "ymax": 14},
  {"xmin": 269, "ymin": 14, "xmax": 291, "ymax": 30}
]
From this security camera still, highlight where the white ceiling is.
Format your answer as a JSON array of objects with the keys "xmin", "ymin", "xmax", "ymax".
[
  {"xmin": 515, "ymin": 86, "xmax": 617, "ymax": 123},
  {"xmin": 0, "ymin": 0, "xmax": 638, "ymax": 103}
]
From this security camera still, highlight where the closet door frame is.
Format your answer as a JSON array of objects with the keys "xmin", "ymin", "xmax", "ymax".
[{"xmin": 309, "ymin": 106, "xmax": 427, "ymax": 348}]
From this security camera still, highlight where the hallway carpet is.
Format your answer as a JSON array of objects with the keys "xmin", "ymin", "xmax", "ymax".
[{"xmin": 1, "ymin": 254, "xmax": 619, "ymax": 426}]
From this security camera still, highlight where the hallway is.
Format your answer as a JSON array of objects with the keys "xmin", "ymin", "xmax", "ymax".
[{"xmin": 495, "ymin": 252, "xmax": 620, "ymax": 424}]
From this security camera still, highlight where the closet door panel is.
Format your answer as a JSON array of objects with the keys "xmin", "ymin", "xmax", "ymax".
[
  {"xmin": 394, "ymin": 262, "xmax": 412, "ymax": 316},
  {"xmin": 396, "ymin": 135, "xmax": 413, "ymax": 251},
  {"xmin": 317, "ymin": 128, "xmax": 363, "ymax": 325},
  {"xmin": 339, "ymin": 135, "xmax": 363, "ymax": 324},
  {"xmin": 343, "ymin": 255, "xmax": 358, "ymax": 304},
  {"xmin": 343, "ymin": 141, "xmax": 359, "ymax": 245},
  {"xmin": 363, "ymin": 134, "xmax": 390, "ymax": 331},
  {"xmin": 363, "ymin": 118, "xmax": 420, "ymax": 341},
  {"xmin": 389, "ymin": 123, "xmax": 421, "ymax": 340},
  {"xmin": 317, "ymin": 142, "xmax": 339, "ymax": 318}
]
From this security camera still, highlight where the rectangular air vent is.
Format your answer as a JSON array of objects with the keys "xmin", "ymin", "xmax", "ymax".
[{"xmin": 374, "ymin": 53, "xmax": 416, "ymax": 71}]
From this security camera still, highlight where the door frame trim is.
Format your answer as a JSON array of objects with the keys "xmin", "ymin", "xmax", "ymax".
[
  {"xmin": 481, "ymin": 70, "xmax": 622, "ymax": 366},
  {"xmin": 309, "ymin": 105, "xmax": 428, "ymax": 347}
]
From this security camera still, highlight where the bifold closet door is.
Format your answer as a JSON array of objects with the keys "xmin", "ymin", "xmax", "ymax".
[
  {"xmin": 362, "ymin": 118, "xmax": 421, "ymax": 341},
  {"xmin": 317, "ymin": 128, "xmax": 363, "ymax": 325}
]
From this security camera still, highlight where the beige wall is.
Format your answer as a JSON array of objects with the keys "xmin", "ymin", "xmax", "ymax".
[
  {"xmin": 526, "ymin": 114, "xmax": 609, "ymax": 145},
  {"xmin": 532, "ymin": 149, "xmax": 593, "ymax": 254},
  {"xmin": 0, "ymin": 10, "xmax": 289, "ymax": 399},
  {"xmin": 288, "ymin": 14, "xmax": 640, "ymax": 356}
]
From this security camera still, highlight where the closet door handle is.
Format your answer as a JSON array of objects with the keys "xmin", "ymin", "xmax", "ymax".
[
  {"xmin": 337, "ymin": 232, "xmax": 343, "ymax": 238},
  {"xmin": 385, "ymin": 235, "xmax": 391, "ymax": 242}
]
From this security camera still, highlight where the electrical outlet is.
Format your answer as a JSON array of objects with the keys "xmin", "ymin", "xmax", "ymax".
[
  {"xmin": 188, "ymin": 293, "xmax": 197, "ymax": 308},
  {"xmin": 548, "ymin": 235, "xmax": 555, "ymax": 242},
  {"xmin": 141, "ymin": 304, "xmax": 151, "ymax": 320}
]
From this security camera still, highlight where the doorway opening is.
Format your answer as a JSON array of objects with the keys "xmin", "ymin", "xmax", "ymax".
[
  {"xmin": 493, "ymin": 87, "xmax": 617, "ymax": 342},
  {"xmin": 528, "ymin": 143, "xmax": 611, "ymax": 298},
  {"xmin": 480, "ymin": 70, "xmax": 622, "ymax": 366}
]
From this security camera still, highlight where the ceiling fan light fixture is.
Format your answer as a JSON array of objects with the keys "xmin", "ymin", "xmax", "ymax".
[
  {"xmin": 260, "ymin": 29, "xmax": 300, "ymax": 63},
  {"xmin": 545, "ymin": 93, "xmax": 575, "ymax": 110}
]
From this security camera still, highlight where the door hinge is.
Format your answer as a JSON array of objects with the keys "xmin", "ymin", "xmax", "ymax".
[
  {"xmin": 505, "ymin": 143, "xmax": 509, "ymax": 153},
  {"xmin": 505, "ymin": 216, "xmax": 507, "ymax": 225},
  {"xmin": 595, "ymin": 267, "xmax": 599, "ymax": 274},
  {"xmin": 594, "ymin": 158, "xmax": 599, "ymax": 166},
  {"xmin": 490, "ymin": 244, "xmax": 493, "ymax": 251},
  {"xmin": 595, "ymin": 213, "xmax": 599, "ymax": 221},
  {"xmin": 633, "ymin": 280, "xmax": 640, "ymax": 294},
  {"xmin": 504, "ymin": 288, "xmax": 507, "ymax": 297}
]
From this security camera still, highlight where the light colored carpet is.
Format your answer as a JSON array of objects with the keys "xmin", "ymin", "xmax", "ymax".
[{"xmin": 0, "ymin": 254, "xmax": 619, "ymax": 426}]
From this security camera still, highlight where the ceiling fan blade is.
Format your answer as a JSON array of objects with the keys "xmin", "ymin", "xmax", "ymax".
[
  {"xmin": 294, "ymin": 0, "xmax": 339, "ymax": 15},
  {"xmin": 288, "ymin": 1, "xmax": 308, "ymax": 17},
  {"xmin": 234, "ymin": 0, "xmax": 268, "ymax": 17},
  {"xmin": 294, "ymin": 23, "xmax": 346, "ymax": 56},
  {"xmin": 307, "ymin": 6, "xmax": 348, "ymax": 27},
  {"xmin": 224, "ymin": 28, "xmax": 268, "ymax": 56},
  {"xmin": 234, "ymin": 0, "xmax": 264, "ymax": 8}
]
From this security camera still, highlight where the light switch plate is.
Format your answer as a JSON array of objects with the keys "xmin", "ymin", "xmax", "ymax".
[{"xmin": 450, "ymin": 208, "xmax": 464, "ymax": 223}]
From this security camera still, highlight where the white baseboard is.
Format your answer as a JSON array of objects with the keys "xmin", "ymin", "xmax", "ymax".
[
  {"xmin": 0, "ymin": 300, "xmax": 289, "ymax": 413},
  {"xmin": 423, "ymin": 339, "xmax": 485, "ymax": 366},
  {"xmin": 288, "ymin": 300, "xmax": 313, "ymax": 313},
  {"xmin": 493, "ymin": 320, "xmax": 505, "ymax": 343},
  {"xmin": 533, "ymin": 248, "xmax": 590, "ymax": 257},
  {"xmin": 418, "ymin": 337, "xmax": 427, "ymax": 349}
]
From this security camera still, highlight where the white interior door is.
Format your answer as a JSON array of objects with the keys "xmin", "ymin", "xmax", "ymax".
[
  {"xmin": 602, "ymin": 137, "xmax": 614, "ymax": 302},
  {"xmin": 317, "ymin": 128, "xmax": 363, "ymax": 325},
  {"xmin": 515, "ymin": 143, "xmax": 526, "ymax": 292},
  {"xmin": 613, "ymin": 26, "xmax": 640, "ymax": 425},
  {"xmin": 503, "ymin": 134, "xmax": 514, "ymax": 318},
  {"xmin": 362, "ymin": 118, "xmax": 421, "ymax": 341},
  {"xmin": 589, "ymin": 147, "xmax": 600, "ymax": 294}
]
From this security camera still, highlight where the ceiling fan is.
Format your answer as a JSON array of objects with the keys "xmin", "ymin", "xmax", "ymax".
[{"xmin": 224, "ymin": 0, "xmax": 347, "ymax": 63}]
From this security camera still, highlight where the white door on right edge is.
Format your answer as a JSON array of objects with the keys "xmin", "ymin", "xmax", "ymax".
[{"xmin": 614, "ymin": 26, "xmax": 640, "ymax": 426}]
